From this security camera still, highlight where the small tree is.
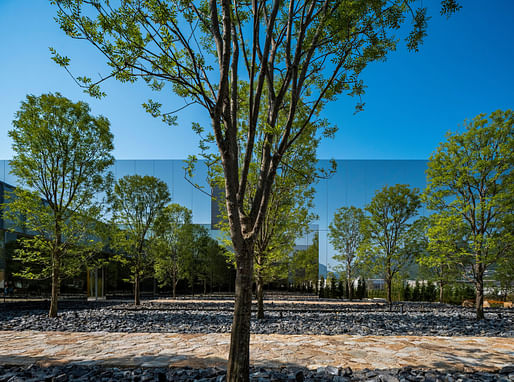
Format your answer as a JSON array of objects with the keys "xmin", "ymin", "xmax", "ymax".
[
  {"xmin": 329, "ymin": 206, "xmax": 364, "ymax": 300},
  {"xmin": 4, "ymin": 93, "xmax": 113, "ymax": 317},
  {"xmin": 358, "ymin": 184, "xmax": 421, "ymax": 304},
  {"xmin": 110, "ymin": 175, "xmax": 170, "ymax": 305},
  {"xmin": 153, "ymin": 203, "xmax": 193, "ymax": 298},
  {"xmin": 425, "ymin": 110, "xmax": 513, "ymax": 319}
]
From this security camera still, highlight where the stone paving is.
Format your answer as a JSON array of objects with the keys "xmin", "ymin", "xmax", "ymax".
[{"xmin": 0, "ymin": 331, "xmax": 512, "ymax": 372}]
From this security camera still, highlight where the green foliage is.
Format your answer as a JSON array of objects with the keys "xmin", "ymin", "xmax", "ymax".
[
  {"xmin": 291, "ymin": 232, "xmax": 319, "ymax": 289},
  {"xmin": 329, "ymin": 206, "xmax": 365, "ymax": 298},
  {"xmin": 3, "ymin": 93, "xmax": 114, "ymax": 315},
  {"xmin": 109, "ymin": 175, "xmax": 170, "ymax": 303},
  {"xmin": 51, "ymin": 0, "xmax": 461, "ymax": 376},
  {"xmin": 152, "ymin": 203, "xmax": 192, "ymax": 295},
  {"xmin": 494, "ymin": 253, "xmax": 514, "ymax": 301},
  {"xmin": 424, "ymin": 110, "xmax": 513, "ymax": 316},
  {"xmin": 358, "ymin": 184, "xmax": 421, "ymax": 302}
]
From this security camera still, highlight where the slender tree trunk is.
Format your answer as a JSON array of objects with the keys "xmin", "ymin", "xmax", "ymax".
[
  {"xmin": 386, "ymin": 276, "xmax": 392, "ymax": 305},
  {"xmin": 134, "ymin": 274, "xmax": 140, "ymax": 306},
  {"xmin": 475, "ymin": 263, "xmax": 485, "ymax": 320},
  {"xmin": 172, "ymin": 272, "xmax": 177, "ymax": 299},
  {"xmin": 49, "ymin": 251, "xmax": 60, "ymax": 318},
  {"xmin": 346, "ymin": 263, "xmax": 352, "ymax": 300},
  {"xmin": 227, "ymin": 244, "xmax": 254, "ymax": 382},
  {"xmin": 257, "ymin": 267, "xmax": 264, "ymax": 319}
]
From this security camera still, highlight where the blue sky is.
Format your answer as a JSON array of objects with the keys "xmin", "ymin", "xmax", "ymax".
[{"xmin": 0, "ymin": 0, "xmax": 513, "ymax": 160}]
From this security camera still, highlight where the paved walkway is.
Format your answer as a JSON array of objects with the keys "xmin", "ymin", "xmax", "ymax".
[{"xmin": 0, "ymin": 331, "xmax": 512, "ymax": 372}]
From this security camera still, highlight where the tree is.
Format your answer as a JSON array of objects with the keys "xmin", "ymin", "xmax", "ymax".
[
  {"xmin": 181, "ymin": 224, "xmax": 213, "ymax": 295},
  {"xmin": 416, "ymin": 214, "xmax": 464, "ymax": 303},
  {"xmin": 329, "ymin": 206, "xmax": 364, "ymax": 300},
  {"xmin": 110, "ymin": 175, "xmax": 170, "ymax": 305},
  {"xmin": 425, "ymin": 110, "xmax": 514, "ymax": 319},
  {"xmin": 52, "ymin": 0, "xmax": 460, "ymax": 378},
  {"xmin": 291, "ymin": 232, "xmax": 319, "ymax": 291},
  {"xmin": 153, "ymin": 203, "xmax": 193, "ymax": 298},
  {"xmin": 358, "ymin": 184, "xmax": 421, "ymax": 304},
  {"xmin": 3, "ymin": 93, "xmax": 113, "ymax": 318}
]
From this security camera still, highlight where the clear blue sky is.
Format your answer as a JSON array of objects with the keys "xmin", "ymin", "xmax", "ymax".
[{"xmin": 1, "ymin": 0, "xmax": 513, "ymax": 160}]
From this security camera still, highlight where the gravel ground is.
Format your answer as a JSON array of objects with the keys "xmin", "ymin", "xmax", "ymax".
[
  {"xmin": 0, "ymin": 301, "xmax": 512, "ymax": 337},
  {"xmin": 0, "ymin": 364, "xmax": 513, "ymax": 382}
]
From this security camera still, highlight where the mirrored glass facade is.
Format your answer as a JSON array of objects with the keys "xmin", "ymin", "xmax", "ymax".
[{"xmin": 0, "ymin": 159, "xmax": 428, "ymax": 279}]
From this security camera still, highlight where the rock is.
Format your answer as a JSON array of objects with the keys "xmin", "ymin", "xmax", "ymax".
[
  {"xmin": 500, "ymin": 366, "xmax": 514, "ymax": 374},
  {"xmin": 379, "ymin": 373, "xmax": 400, "ymax": 382},
  {"xmin": 295, "ymin": 370, "xmax": 304, "ymax": 382}
]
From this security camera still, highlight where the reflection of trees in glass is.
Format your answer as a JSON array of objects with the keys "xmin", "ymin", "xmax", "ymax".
[
  {"xmin": 110, "ymin": 175, "xmax": 170, "ymax": 306},
  {"xmin": 5, "ymin": 93, "xmax": 114, "ymax": 317},
  {"xmin": 291, "ymin": 232, "xmax": 319, "ymax": 290},
  {"xmin": 152, "ymin": 204, "xmax": 193, "ymax": 298},
  {"xmin": 329, "ymin": 206, "xmax": 365, "ymax": 300},
  {"xmin": 358, "ymin": 184, "xmax": 421, "ymax": 304}
]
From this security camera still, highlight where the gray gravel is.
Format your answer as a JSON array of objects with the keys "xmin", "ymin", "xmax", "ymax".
[
  {"xmin": 0, "ymin": 364, "xmax": 513, "ymax": 382},
  {"xmin": 0, "ymin": 301, "xmax": 512, "ymax": 337}
]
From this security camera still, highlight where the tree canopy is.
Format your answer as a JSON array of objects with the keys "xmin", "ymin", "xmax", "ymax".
[
  {"xmin": 110, "ymin": 174, "xmax": 171, "ymax": 305},
  {"xmin": 4, "ymin": 92, "xmax": 114, "ymax": 317},
  {"xmin": 424, "ymin": 109, "xmax": 513, "ymax": 319},
  {"xmin": 329, "ymin": 206, "xmax": 365, "ymax": 299},
  {"xmin": 358, "ymin": 184, "xmax": 421, "ymax": 304}
]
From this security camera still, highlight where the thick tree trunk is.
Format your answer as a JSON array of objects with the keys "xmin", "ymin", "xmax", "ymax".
[
  {"xmin": 475, "ymin": 266, "xmax": 485, "ymax": 320},
  {"xmin": 256, "ymin": 268, "xmax": 264, "ymax": 319},
  {"xmin": 134, "ymin": 274, "xmax": 141, "ymax": 306},
  {"xmin": 49, "ymin": 252, "xmax": 60, "ymax": 318},
  {"xmin": 227, "ymin": 245, "xmax": 254, "ymax": 382}
]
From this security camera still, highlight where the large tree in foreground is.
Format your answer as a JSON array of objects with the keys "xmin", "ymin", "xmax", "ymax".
[
  {"xmin": 329, "ymin": 206, "xmax": 365, "ymax": 300},
  {"xmin": 110, "ymin": 175, "xmax": 170, "ymax": 305},
  {"xmin": 424, "ymin": 110, "xmax": 514, "ymax": 319},
  {"xmin": 4, "ymin": 93, "xmax": 114, "ymax": 317},
  {"xmin": 52, "ymin": 0, "xmax": 460, "ymax": 379},
  {"xmin": 358, "ymin": 184, "xmax": 421, "ymax": 304}
]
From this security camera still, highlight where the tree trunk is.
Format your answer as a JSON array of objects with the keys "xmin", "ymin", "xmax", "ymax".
[
  {"xmin": 134, "ymin": 274, "xmax": 141, "ymax": 306},
  {"xmin": 49, "ymin": 252, "xmax": 60, "ymax": 318},
  {"xmin": 172, "ymin": 272, "xmax": 177, "ymax": 299},
  {"xmin": 439, "ymin": 280, "xmax": 444, "ymax": 303},
  {"xmin": 386, "ymin": 277, "xmax": 392, "ymax": 305},
  {"xmin": 346, "ymin": 263, "xmax": 352, "ymax": 300},
  {"xmin": 475, "ymin": 264, "xmax": 485, "ymax": 320},
  {"xmin": 227, "ymin": 245, "xmax": 254, "ymax": 382},
  {"xmin": 256, "ymin": 267, "xmax": 264, "ymax": 319}
]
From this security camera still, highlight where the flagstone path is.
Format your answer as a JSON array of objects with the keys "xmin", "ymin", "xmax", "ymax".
[{"xmin": 0, "ymin": 331, "xmax": 512, "ymax": 372}]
